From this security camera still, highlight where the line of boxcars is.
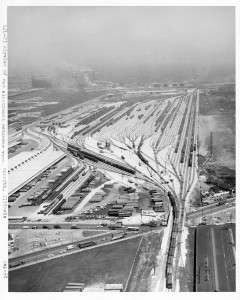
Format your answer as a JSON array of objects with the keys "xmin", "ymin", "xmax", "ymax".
[
  {"xmin": 176, "ymin": 94, "xmax": 197, "ymax": 165},
  {"xmin": 67, "ymin": 143, "xmax": 136, "ymax": 175},
  {"xmin": 165, "ymin": 192, "xmax": 179, "ymax": 290}
]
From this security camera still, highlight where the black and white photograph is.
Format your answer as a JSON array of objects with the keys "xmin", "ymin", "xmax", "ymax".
[{"xmin": 0, "ymin": 1, "xmax": 238, "ymax": 295}]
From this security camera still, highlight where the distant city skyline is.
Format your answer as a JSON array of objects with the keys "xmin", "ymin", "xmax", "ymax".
[{"xmin": 8, "ymin": 6, "xmax": 235, "ymax": 83}]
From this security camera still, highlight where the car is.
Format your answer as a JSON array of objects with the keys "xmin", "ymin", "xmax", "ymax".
[{"xmin": 53, "ymin": 225, "xmax": 61, "ymax": 229}]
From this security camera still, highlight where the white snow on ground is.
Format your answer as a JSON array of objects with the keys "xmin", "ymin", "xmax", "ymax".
[
  {"xmin": 152, "ymin": 208, "xmax": 173, "ymax": 292},
  {"xmin": 92, "ymin": 100, "xmax": 159, "ymax": 141},
  {"xmin": 98, "ymin": 101, "xmax": 126, "ymax": 108},
  {"xmin": 110, "ymin": 138, "xmax": 129, "ymax": 150},
  {"xmin": 102, "ymin": 170, "xmax": 145, "ymax": 187},
  {"xmin": 121, "ymin": 212, "xmax": 165, "ymax": 226},
  {"xmin": 175, "ymin": 279, "xmax": 180, "ymax": 292},
  {"xmin": 83, "ymin": 129, "xmax": 182, "ymax": 198},
  {"xmin": 56, "ymin": 123, "xmax": 75, "ymax": 137},
  {"xmin": 179, "ymin": 226, "xmax": 189, "ymax": 268},
  {"xmin": 74, "ymin": 179, "xmax": 116, "ymax": 213}
]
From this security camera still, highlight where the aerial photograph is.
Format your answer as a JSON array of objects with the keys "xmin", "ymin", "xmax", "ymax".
[{"xmin": 7, "ymin": 6, "xmax": 235, "ymax": 292}]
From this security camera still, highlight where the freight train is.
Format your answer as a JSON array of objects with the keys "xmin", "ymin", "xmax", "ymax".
[{"xmin": 165, "ymin": 192, "xmax": 179, "ymax": 290}]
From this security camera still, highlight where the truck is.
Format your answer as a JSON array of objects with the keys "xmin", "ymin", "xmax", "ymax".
[
  {"xmin": 127, "ymin": 226, "xmax": 139, "ymax": 232},
  {"xmin": 108, "ymin": 223, "xmax": 122, "ymax": 230},
  {"xmin": 9, "ymin": 261, "xmax": 24, "ymax": 268},
  {"xmin": 72, "ymin": 175, "xmax": 79, "ymax": 182},
  {"xmin": 66, "ymin": 244, "xmax": 75, "ymax": 250},
  {"xmin": 111, "ymin": 231, "xmax": 125, "ymax": 240},
  {"xmin": 22, "ymin": 226, "xmax": 30, "ymax": 229}
]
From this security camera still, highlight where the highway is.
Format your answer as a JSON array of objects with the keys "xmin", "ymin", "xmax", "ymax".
[
  {"xmin": 9, "ymin": 221, "xmax": 109, "ymax": 230},
  {"xmin": 9, "ymin": 230, "xmax": 122, "ymax": 269},
  {"xmin": 186, "ymin": 199, "xmax": 235, "ymax": 219}
]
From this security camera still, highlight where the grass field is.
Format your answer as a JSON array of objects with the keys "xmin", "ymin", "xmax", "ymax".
[{"xmin": 9, "ymin": 236, "xmax": 141, "ymax": 292}]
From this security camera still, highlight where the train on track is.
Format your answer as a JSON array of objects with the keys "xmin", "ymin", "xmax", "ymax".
[
  {"xmin": 67, "ymin": 143, "xmax": 136, "ymax": 175},
  {"xmin": 165, "ymin": 192, "xmax": 179, "ymax": 290}
]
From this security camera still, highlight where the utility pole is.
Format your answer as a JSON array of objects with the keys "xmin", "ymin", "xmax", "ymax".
[{"xmin": 210, "ymin": 131, "xmax": 213, "ymax": 158}]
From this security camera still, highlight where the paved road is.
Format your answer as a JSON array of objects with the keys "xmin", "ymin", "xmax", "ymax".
[
  {"xmin": 9, "ymin": 222, "xmax": 107, "ymax": 230},
  {"xmin": 9, "ymin": 231, "xmax": 119, "ymax": 268},
  {"xmin": 9, "ymin": 228, "xmax": 163, "ymax": 272},
  {"xmin": 186, "ymin": 200, "xmax": 235, "ymax": 219}
]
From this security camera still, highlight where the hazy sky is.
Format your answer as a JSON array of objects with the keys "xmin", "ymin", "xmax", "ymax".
[{"xmin": 8, "ymin": 6, "xmax": 235, "ymax": 78}]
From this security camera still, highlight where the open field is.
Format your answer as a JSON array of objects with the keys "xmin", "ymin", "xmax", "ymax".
[
  {"xmin": 199, "ymin": 85, "xmax": 235, "ymax": 170},
  {"xmin": 178, "ymin": 228, "xmax": 195, "ymax": 291},
  {"xmin": 199, "ymin": 114, "xmax": 235, "ymax": 168},
  {"xmin": 9, "ymin": 236, "xmax": 141, "ymax": 292},
  {"xmin": 126, "ymin": 231, "xmax": 163, "ymax": 291},
  {"xmin": 8, "ymin": 88, "xmax": 105, "ymax": 125}
]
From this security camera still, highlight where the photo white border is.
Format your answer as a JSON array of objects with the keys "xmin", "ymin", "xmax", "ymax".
[{"xmin": 0, "ymin": 1, "xmax": 239, "ymax": 300}]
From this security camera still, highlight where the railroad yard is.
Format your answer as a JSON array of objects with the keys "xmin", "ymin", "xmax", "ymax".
[
  {"xmin": 5, "ymin": 6, "xmax": 236, "ymax": 294},
  {"xmin": 8, "ymin": 84, "xmax": 236, "ymax": 292}
]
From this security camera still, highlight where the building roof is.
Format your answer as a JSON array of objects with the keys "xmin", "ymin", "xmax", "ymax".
[{"xmin": 8, "ymin": 148, "xmax": 65, "ymax": 195}]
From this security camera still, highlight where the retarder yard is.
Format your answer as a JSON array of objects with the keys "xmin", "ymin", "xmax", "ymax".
[
  {"xmin": 45, "ymin": 89, "xmax": 200, "ymax": 291},
  {"xmin": 10, "ymin": 88, "xmax": 234, "ymax": 292}
]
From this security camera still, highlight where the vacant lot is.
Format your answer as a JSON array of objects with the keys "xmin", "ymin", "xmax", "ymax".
[
  {"xmin": 8, "ymin": 88, "xmax": 105, "ymax": 126},
  {"xmin": 9, "ymin": 236, "xmax": 141, "ymax": 292},
  {"xmin": 198, "ymin": 86, "xmax": 235, "ymax": 170},
  {"xmin": 126, "ymin": 231, "xmax": 163, "ymax": 292},
  {"xmin": 199, "ymin": 114, "xmax": 235, "ymax": 168},
  {"xmin": 178, "ymin": 228, "xmax": 195, "ymax": 291}
]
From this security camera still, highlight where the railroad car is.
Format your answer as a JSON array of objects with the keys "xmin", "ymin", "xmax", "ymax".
[
  {"xmin": 67, "ymin": 144, "xmax": 83, "ymax": 158},
  {"xmin": 137, "ymin": 151, "xmax": 149, "ymax": 165},
  {"xmin": 9, "ymin": 261, "xmax": 24, "ymax": 268},
  {"xmin": 166, "ymin": 273, "xmax": 173, "ymax": 289},
  {"xmin": 127, "ymin": 226, "xmax": 139, "ymax": 232},
  {"xmin": 188, "ymin": 153, "xmax": 193, "ymax": 167},
  {"xmin": 78, "ymin": 241, "xmax": 96, "ymax": 249}
]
